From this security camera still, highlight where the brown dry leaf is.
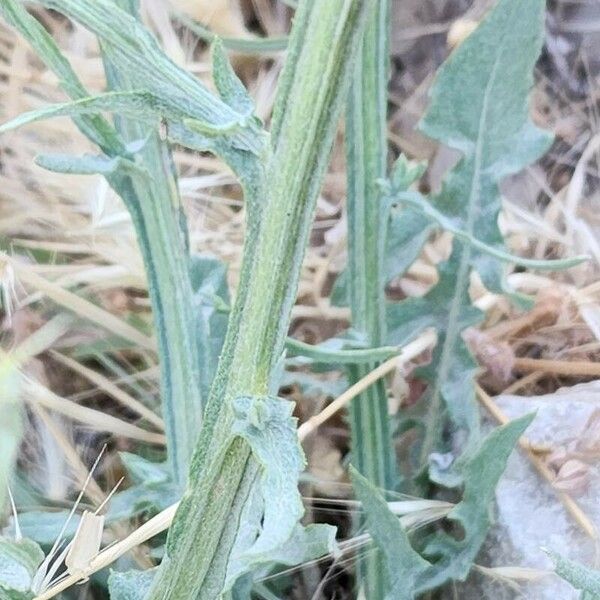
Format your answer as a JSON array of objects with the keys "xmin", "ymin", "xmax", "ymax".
[{"xmin": 464, "ymin": 328, "xmax": 515, "ymax": 384}]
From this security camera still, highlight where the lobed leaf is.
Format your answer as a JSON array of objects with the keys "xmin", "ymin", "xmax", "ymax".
[
  {"xmin": 223, "ymin": 483, "xmax": 336, "ymax": 594},
  {"xmin": 231, "ymin": 396, "xmax": 305, "ymax": 557},
  {"xmin": 417, "ymin": 413, "xmax": 534, "ymax": 591},
  {"xmin": 350, "ymin": 416, "xmax": 532, "ymax": 596},
  {"xmin": 384, "ymin": 0, "xmax": 552, "ymax": 473}
]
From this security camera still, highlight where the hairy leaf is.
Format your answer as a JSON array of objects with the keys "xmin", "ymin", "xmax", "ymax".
[
  {"xmin": 231, "ymin": 396, "xmax": 304, "ymax": 557},
  {"xmin": 417, "ymin": 414, "xmax": 534, "ymax": 591},
  {"xmin": 394, "ymin": 190, "xmax": 586, "ymax": 271},
  {"xmin": 350, "ymin": 467, "xmax": 430, "ymax": 600},
  {"xmin": 189, "ymin": 254, "xmax": 231, "ymax": 385},
  {"xmin": 547, "ymin": 552, "xmax": 600, "ymax": 599},
  {"xmin": 384, "ymin": 0, "xmax": 551, "ymax": 469},
  {"xmin": 350, "ymin": 416, "xmax": 532, "ymax": 595},
  {"xmin": 223, "ymin": 483, "xmax": 336, "ymax": 594},
  {"xmin": 419, "ymin": 0, "xmax": 552, "ymax": 294},
  {"xmin": 383, "ymin": 156, "xmax": 432, "ymax": 283},
  {"xmin": 211, "ymin": 39, "xmax": 255, "ymax": 117},
  {"xmin": 0, "ymin": 90, "xmax": 246, "ymax": 137},
  {"xmin": 108, "ymin": 568, "xmax": 156, "ymax": 600},
  {"xmin": 36, "ymin": 0, "xmax": 264, "ymax": 153},
  {"xmin": 0, "ymin": 538, "xmax": 44, "ymax": 600},
  {"xmin": 34, "ymin": 153, "xmax": 137, "ymax": 176}
]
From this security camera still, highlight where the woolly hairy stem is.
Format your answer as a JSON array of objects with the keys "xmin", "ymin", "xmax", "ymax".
[{"xmin": 146, "ymin": 1, "xmax": 373, "ymax": 597}]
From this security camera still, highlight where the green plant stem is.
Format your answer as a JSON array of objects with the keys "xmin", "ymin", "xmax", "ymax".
[
  {"xmin": 146, "ymin": 1, "xmax": 373, "ymax": 597},
  {"xmin": 346, "ymin": 1, "xmax": 394, "ymax": 597},
  {"xmin": 101, "ymin": 0, "xmax": 206, "ymax": 485}
]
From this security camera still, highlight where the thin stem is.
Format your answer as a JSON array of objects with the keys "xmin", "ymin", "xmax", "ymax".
[{"xmin": 345, "ymin": 0, "xmax": 393, "ymax": 596}]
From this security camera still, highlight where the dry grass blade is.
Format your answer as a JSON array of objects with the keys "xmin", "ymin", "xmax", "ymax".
[
  {"xmin": 4, "ymin": 254, "xmax": 156, "ymax": 350},
  {"xmin": 50, "ymin": 351, "xmax": 163, "ymax": 430},
  {"xmin": 514, "ymin": 357, "xmax": 600, "ymax": 378},
  {"xmin": 24, "ymin": 376, "xmax": 165, "ymax": 445}
]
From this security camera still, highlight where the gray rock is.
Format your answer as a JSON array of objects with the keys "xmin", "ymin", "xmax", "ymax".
[{"xmin": 461, "ymin": 381, "xmax": 600, "ymax": 599}]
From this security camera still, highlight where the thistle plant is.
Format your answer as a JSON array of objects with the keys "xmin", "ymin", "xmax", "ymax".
[{"xmin": 0, "ymin": 0, "xmax": 588, "ymax": 598}]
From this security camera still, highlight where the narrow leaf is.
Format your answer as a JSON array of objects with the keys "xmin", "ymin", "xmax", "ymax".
[
  {"xmin": 546, "ymin": 552, "xmax": 600, "ymax": 599},
  {"xmin": 212, "ymin": 39, "xmax": 257, "ymax": 116},
  {"xmin": 350, "ymin": 467, "xmax": 430, "ymax": 600}
]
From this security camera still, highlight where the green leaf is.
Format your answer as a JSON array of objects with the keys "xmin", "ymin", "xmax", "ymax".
[
  {"xmin": 223, "ymin": 484, "xmax": 336, "ymax": 594},
  {"xmin": 385, "ymin": 0, "xmax": 551, "ymax": 471},
  {"xmin": 189, "ymin": 254, "xmax": 231, "ymax": 386},
  {"xmin": 0, "ymin": 537, "xmax": 44, "ymax": 600},
  {"xmin": 417, "ymin": 0, "xmax": 552, "ymax": 298},
  {"xmin": 108, "ymin": 568, "xmax": 156, "ymax": 600},
  {"xmin": 0, "ymin": 0, "xmax": 125, "ymax": 154},
  {"xmin": 387, "ymin": 251, "xmax": 484, "ymax": 460},
  {"xmin": 546, "ymin": 552, "xmax": 600, "ymax": 599},
  {"xmin": 417, "ymin": 413, "xmax": 534, "ymax": 591},
  {"xmin": 393, "ymin": 190, "xmax": 587, "ymax": 271},
  {"xmin": 349, "ymin": 416, "xmax": 532, "ymax": 595},
  {"xmin": 285, "ymin": 336, "xmax": 398, "ymax": 365},
  {"xmin": 231, "ymin": 396, "xmax": 305, "ymax": 557},
  {"xmin": 0, "ymin": 90, "xmax": 243, "ymax": 137},
  {"xmin": 385, "ymin": 207, "xmax": 433, "ymax": 284},
  {"xmin": 211, "ymin": 39, "xmax": 256, "ymax": 116},
  {"xmin": 350, "ymin": 467, "xmax": 430, "ymax": 600},
  {"xmin": 34, "ymin": 153, "xmax": 139, "ymax": 176},
  {"xmin": 37, "ymin": 0, "xmax": 264, "ymax": 153},
  {"xmin": 119, "ymin": 453, "xmax": 170, "ymax": 487},
  {"xmin": 11, "ymin": 512, "xmax": 80, "ymax": 547}
]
